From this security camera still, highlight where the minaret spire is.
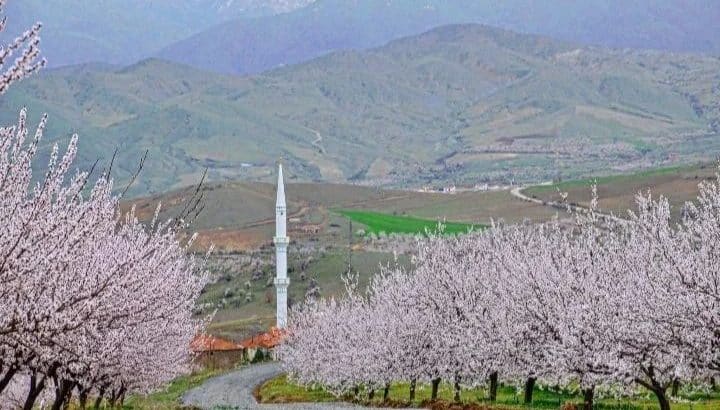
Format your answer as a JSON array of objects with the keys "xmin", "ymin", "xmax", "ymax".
[
  {"xmin": 274, "ymin": 162, "xmax": 289, "ymax": 329},
  {"xmin": 276, "ymin": 163, "xmax": 286, "ymax": 210}
]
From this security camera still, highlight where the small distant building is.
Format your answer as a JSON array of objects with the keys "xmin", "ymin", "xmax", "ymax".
[
  {"xmin": 191, "ymin": 334, "xmax": 245, "ymax": 370},
  {"xmin": 298, "ymin": 224, "xmax": 321, "ymax": 234},
  {"xmin": 240, "ymin": 327, "xmax": 287, "ymax": 361},
  {"xmin": 240, "ymin": 327, "xmax": 286, "ymax": 350}
]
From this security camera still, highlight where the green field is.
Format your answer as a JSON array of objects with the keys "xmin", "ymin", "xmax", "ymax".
[
  {"xmin": 257, "ymin": 374, "xmax": 720, "ymax": 410},
  {"xmin": 523, "ymin": 163, "xmax": 716, "ymax": 220},
  {"xmin": 338, "ymin": 209, "xmax": 481, "ymax": 236},
  {"xmin": 526, "ymin": 164, "xmax": 697, "ymax": 194}
]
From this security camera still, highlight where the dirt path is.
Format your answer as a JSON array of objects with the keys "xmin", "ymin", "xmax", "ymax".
[
  {"xmin": 182, "ymin": 362, "xmax": 413, "ymax": 409},
  {"xmin": 302, "ymin": 125, "xmax": 327, "ymax": 155},
  {"xmin": 509, "ymin": 186, "xmax": 627, "ymax": 223}
]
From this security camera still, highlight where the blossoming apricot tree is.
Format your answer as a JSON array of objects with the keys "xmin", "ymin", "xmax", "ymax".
[{"xmin": 280, "ymin": 177, "xmax": 720, "ymax": 410}]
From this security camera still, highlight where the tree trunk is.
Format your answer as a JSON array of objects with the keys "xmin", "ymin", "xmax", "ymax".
[
  {"xmin": 488, "ymin": 372, "xmax": 498, "ymax": 402},
  {"xmin": 581, "ymin": 387, "xmax": 594, "ymax": 410},
  {"xmin": 78, "ymin": 389, "xmax": 89, "ymax": 410},
  {"xmin": 23, "ymin": 373, "xmax": 46, "ymax": 410},
  {"xmin": 671, "ymin": 379, "xmax": 680, "ymax": 396},
  {"xmin": 453, "ymin": 374, "xmax": 461, "ymax": 403},
  {"xmin": 431, "ymin": 378, "xmax": 441, "ymax": 400},
  {"xmin": 0, "ymin": 368, "xmax": 17, "ymax": 395},
  {"xmin": 51, "ymin": 378, "xmax": 74, "ymax": 410},
  {"xmin": 93, "ymin": 386, "xmax": 106, "ymax": 410},
  {"xmin": 353, "ymin": 385, "xmax": 360, "ymax": 399},
  {"xmin": 653, "ymin": 388, "xmax": 671, "ymax": 410},
  {"xmin": 637, "ymin": 367, "xmax": 671, "ymax": 410},
  {"xmin": 639, "ymin": 381, "xmax": 670, "ymax": 410},
  {"xmin": 368, "ymin": 388, "xmax": 375, "ymax": 401},
  {"xmin": 108, "ymin": 388, "xmax": 120, "ymax": 409},
  {"xmin": 523, "ymin": 377, "xmax": 536, "ymax": 404},
  {"xmin": 383, "ymin": 384, "xmax": 390, "ymax": 402},
  {"xmin": 409, "ymin": 379, "xmax": 416, "ymax": 402}
]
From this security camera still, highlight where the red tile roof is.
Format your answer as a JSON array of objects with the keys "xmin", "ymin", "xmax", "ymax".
[
  {"xmin": 240, "ymin": 327, "xmax": 286, "ymax": 349},
  {"xmin": 191, "ymin": 334, "xmax": 244, "ymax": 352}
]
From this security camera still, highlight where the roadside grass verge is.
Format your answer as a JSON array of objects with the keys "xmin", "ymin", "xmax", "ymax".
[
  {"xmin": 123, "ymin": 367, "xmax": 224, "ymax": 409},
  {"xmin": 257, "ymin": 374, "xmax": 720, "ymax": 409}
]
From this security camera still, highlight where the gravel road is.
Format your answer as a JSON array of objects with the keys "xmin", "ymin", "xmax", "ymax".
[{"xmin": 182, "ymin": 362, "xmax": 412, "ymax": 410}]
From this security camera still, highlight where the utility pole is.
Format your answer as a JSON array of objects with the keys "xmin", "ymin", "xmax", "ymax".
[{"xmin": 347, "ymin": 220, "xmax": 353, "ymax": 273}]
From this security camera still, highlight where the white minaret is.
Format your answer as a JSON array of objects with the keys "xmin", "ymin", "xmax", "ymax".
[{"xmin": 273, "ymin": 163, "xmax": 290, "ymax": 329}]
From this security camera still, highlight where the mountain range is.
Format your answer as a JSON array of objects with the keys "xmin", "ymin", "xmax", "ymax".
[
  {"xmin": 1, "ymin": 0, "xmax": 315, "ymax": 67},
  {"xmin": 2, "ymin": 0, "xmax": 719, "ymax": 72},
  {"xmin": 158, "ymin": 0, "xmax": 720, "ymax": 75},
  {"xmin": 2, "ymin": 24, "xmax": 718, "ymax": 196}
]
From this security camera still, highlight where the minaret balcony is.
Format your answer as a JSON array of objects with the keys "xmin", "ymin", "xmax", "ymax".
[
  {"xmin": 273, "ymin": 236, "xmax": 290, "ymax": 245},
  {"xmin": 274, "ymin": 277, "xmax": 290, "ymax": 287}
]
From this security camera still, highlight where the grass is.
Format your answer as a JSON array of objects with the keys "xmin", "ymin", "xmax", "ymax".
[
  {"xmin": 256, "ymin": 374, "xmax": 338, "ymax": 404},
  {"xmin": 338, "ymin": 209, "xmax": 482, "ymax": 236},
  {"xmin": 257, "ymin": 374, "xmax": 720, "ymax": 409},
  {"xmin": 522, "ymin": 162, "xmax": 716, "ymax": 221},
  {"xmin": 202, "ymin": 250, "xmax": 411, "ymax": 340},
  {"xmin": 122, "ymin": 367, "xmax": 224, "ymax": 409},
  {"xmin": 525, "ymin": 164, "xmax": 696, "ymax": 194}
]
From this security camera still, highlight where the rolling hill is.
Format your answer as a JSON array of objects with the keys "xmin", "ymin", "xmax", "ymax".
[
  {"xmin": 157, "ymin": 0, "xmax": 720, "ymax": 75},
  {"xmin": 2, "ymin": 24, "xmax": 719, "ymax": 196}
]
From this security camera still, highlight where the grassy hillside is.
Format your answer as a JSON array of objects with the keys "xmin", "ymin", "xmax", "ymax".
[
  {"xmin": 524, "ymin": 163, "xmax": 718, "ymax": 220},
  {"xmin": 5, "ymin": 24, "xmax": 719, "ymax": 196}
]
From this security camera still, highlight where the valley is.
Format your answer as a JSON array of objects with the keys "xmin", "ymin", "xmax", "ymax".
[
  {"xmin": 6, "ymin": 1, "xmax": 720, "ymax": 408},
  {"xmin": 129, "ymin": 162, "xmax": 718, "ymax": 341}
]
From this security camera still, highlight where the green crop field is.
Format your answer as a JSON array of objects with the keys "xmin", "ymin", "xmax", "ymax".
[{"xmin": 338, "ymin": 209, "xmax": 481, "ymax": 236}]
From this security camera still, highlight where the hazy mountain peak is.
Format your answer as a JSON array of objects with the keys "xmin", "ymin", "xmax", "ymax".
[
  {"xmin": 158, "ymin": 0, "xmax": 720, "ymax": 75},
  {"xmin": 212, "ymin": 0, "xmax": 316, "ymax": 14},
  {"xmin": 0, "ymin": 0, "xmax": 318, "ymax": 68}
]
